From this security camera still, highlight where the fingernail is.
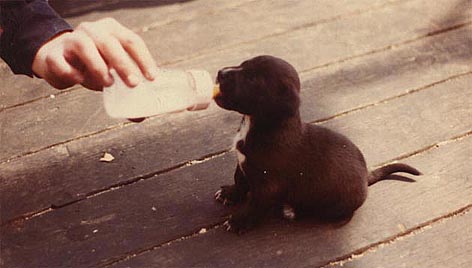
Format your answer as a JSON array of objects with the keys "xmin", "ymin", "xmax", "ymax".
[
  {"xmin": 127, "ymin": 74, "xmax": 140, "ymax": 87},
  {"xmin": 146, "ymin": 68, "xmax": 158, "ymax": 80}
]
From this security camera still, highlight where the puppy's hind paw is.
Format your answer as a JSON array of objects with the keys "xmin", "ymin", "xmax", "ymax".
[
  {"xmin": 223, "ymin": 220, "xmax": 233, "ymax": 232},
  {"xmin": 223, "ymin": 218, "xmax": 248, "ymax": 235},
  {"xmin": 282, "ymin": 204, "xmax": 296, "ymax": 221}
]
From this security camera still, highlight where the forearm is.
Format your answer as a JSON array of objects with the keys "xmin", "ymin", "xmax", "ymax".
[{"xmin": 0, "ymin": 0, "xmax": 72, "ymax": 76}]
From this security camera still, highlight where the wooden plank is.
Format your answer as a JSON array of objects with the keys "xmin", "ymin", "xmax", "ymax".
[
  {"xmin": 0, "ymin": 107, "xmax": 240, "ymax": 223},
  {"xmin": 111, "ymin": 136, "xmax": 472, "ymax": 268},
  {"xmin": 0, "ymin": 0, "xmax": 469, "ymax": 159},
  {"xmin": 325, "ymin": 75, "xmax": 472, "ymax": 167},
  {"xmin": 0, "ymin": 0, "xmax": 396, "ymax": 109},
  {"xmin": 299, "ymin": 26, "xmax": 472, "ymax": 122},
  {"xmin": 0, "ymin": 0, "xmax": 256, "ymax": 109},
  {"xmin": 171, "ymin": 0, "xmax": 471, "ymax": 72},
  {"xmin": 339, "ymin": 211, "xmax": 472, "ymax": 268},
  {"xmin": 1, "ymin": 26, "xmax": 471, "ymax": 223},
  {"xmin": 0, "ymin": 64, "xmax": 55, "ymax": 111},
  {"xmin": 0, "ymin": 89, "xmax": 119, "ymax": 161},
  {"xmin": 139, "ymin": 0, "xmax": 407, "ymax": 65},
  {"xmin": 2, "ymin": 0, "xmax": 469, "ymax": 109},
  {"xmin": 1, "ymin": 154, "xmax": 235, "ymax": 268},
  {"xmin": 1, "ymin": 69, "xmax": 472, "ymax": 266},
  {"xmin": 2, "ymin": 120, "xmax": 472, "ymax": 267},
  {"xmin": 53, "ymin": 0, "xmax": 258, "ymax": 27}
]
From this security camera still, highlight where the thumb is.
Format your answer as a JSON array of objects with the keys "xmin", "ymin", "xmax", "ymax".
[{"xmin": 46, "ymin": 55, "xmax": 85, "ymax": 89}]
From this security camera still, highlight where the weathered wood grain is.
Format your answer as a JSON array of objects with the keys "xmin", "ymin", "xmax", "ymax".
[
  {"xmin": 1, "ymin": 27, "xmax": 471, "ymax": 223},
  {"xmin": 1, "ymin": 154, "xmax": 236, "ymax": 268},
  {"xmin": 0, "ymin": 89, "xmax": 119, "ymax": 161},
  {"xmin": 0, "ymin": 107, "xmax": 239, "ymax": 223},
  {"xmin": 0, "ymin": 0, "xmax": 398, "ymax": 109},
  {"xmin": 338, "ymin": 211, "xmax": 472, "ymax": 268},
  {"xmin": 0, "ymin": 0, "xmax": 470, "ymax": 160},
  {"xmin": 54, "ymin": 0, "xmax": 257, "ymax": 27},
  {"xmin": 322, "ymin": 75, "xmax": 472, "ymax": 167},
  {"xmin": 3, "ymin": 121, "xmax": 471, "ymax": 268},
  {"xmin": 1, "ymin": 0, "xmax": 253, "ymax": 110},
  {"xmin": 139, "ymin": 0, "xmax": 410, "ymax": 65},
  {"xmin": 0, "ymin": 64, "xmax": 55, "ymax": 111},
  {"xmin": 298, "ymin": 25, "xmax": 472, "ymax": 122},
  {"xmin": 0, "ymin": 13, "xmax": 471, "ymax": 160},
  {"xmin": 111, "ymin": 135, "xmax": 472, "ymax": 268},
  {"xmin": 2, "ymin": 0, "xmax": 470, "ymax": 109},
  {"xmin": 171, "ymin": 0, "xmax": 471, "ymax": 73},
  {"xmin": 1, "ymin": 1, "xmax": 471, "ymax": 267}
]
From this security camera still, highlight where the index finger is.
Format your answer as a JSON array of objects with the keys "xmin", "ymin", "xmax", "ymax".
[
  {"xmin": 114, "ymin": 28, "xmax": 158, "ymax": 81},
  {"xmin": 66, "ymin": 32, "xmax": 113, "ymax": 87}
]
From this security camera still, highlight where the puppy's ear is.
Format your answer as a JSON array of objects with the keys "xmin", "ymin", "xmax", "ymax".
[
  {"xmin": 255, "ymin": 77, "xmax": 300, "ymax": 119},
  {"xmin": 276, "ymin": 77, "xmax": 301, "ymax": 117}
]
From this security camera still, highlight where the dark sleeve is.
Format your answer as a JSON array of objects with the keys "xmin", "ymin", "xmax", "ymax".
[{"xmin": 0, "ymin": 0, "xmax": 72, "ymax": 76}]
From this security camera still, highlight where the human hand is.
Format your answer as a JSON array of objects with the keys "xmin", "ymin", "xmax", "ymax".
[{"xmin": 32, "ymin": 18, "xmax": 157, "ymax": 91}]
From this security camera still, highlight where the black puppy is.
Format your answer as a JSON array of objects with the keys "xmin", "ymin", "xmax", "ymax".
[{"xmin": 214, "ymin": 55, "xmax": 421, "ymax": 234}]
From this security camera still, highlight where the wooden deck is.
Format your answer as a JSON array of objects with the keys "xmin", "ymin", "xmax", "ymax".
[{"xmin": 1, "ymin": 0, "xmax": 471, "ymax": 267}]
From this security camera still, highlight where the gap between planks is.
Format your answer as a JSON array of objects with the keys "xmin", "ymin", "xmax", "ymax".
[
  {"xmin": 101, "ymin": 172, "xmax": 472, "ymax": 267},
  {"xmin": 132, "ymin": 0, "xmax": 262, "ymax": 33},
  {"xmin": 0, "ymin": 0, "xmax": 259, "ymax": 113},
  {"xmin": 3, "ymin": 150, "xmax": 229, "ymax": 225},
  {"xmin": 4, "ymin": 97, "xmax": 472, "ymax": 228},
  {"xmin": 3, "ymin": 71, "xmax": 472, "ymax": 225},
  {"xmin": 299, "ymin": 21, "xmax": 472, "ymax": 75},
  {"xmin": 159, "ymin": 0, "xmax": 415, "ymax": 67},
  {"xmin": 100, "ymin": 222, "xmax": 225, "ymax": 267},
  {"xmin": 311, "ymin": 71, "xmax": 472, "ymax": 125},
  {"xmin": 0, "ymin": 0, "xmax": 428, "ymax": 113},
  {"xmin": 1, "ymin": 21, "xmax": 470, "ymax": 165},
  {"xmin": 319, "ymin": 204, "xmax": 472, "ymax": 268}
]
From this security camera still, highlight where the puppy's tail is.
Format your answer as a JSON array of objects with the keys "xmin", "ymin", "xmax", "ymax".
[{"xmin": 368, "ymin": 163, "xmax": 421, "ymax": 186}]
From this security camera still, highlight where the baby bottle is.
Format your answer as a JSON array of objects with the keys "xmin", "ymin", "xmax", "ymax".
[{"xmin": 103, "ymin": 69, "xmax": 216, "ymax": 119}]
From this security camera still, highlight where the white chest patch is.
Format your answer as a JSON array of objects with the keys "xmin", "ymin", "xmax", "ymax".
[{"xmin": 233, "ymin": 116, "xmax": 250, "ymax": 171}]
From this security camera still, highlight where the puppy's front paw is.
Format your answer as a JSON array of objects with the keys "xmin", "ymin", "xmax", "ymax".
[
  {"xmin": 214, "ymin": 185, "xmax": 243, "ymax": 206},
  {"xmin": 223, "ymin": 215, "xmax": 253, "ymax": 235}
]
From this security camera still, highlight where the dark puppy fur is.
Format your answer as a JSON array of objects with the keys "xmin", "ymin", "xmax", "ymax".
[{"xmin": 214, "ymin": 55, "xmax": 421, "ymax": 234}]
